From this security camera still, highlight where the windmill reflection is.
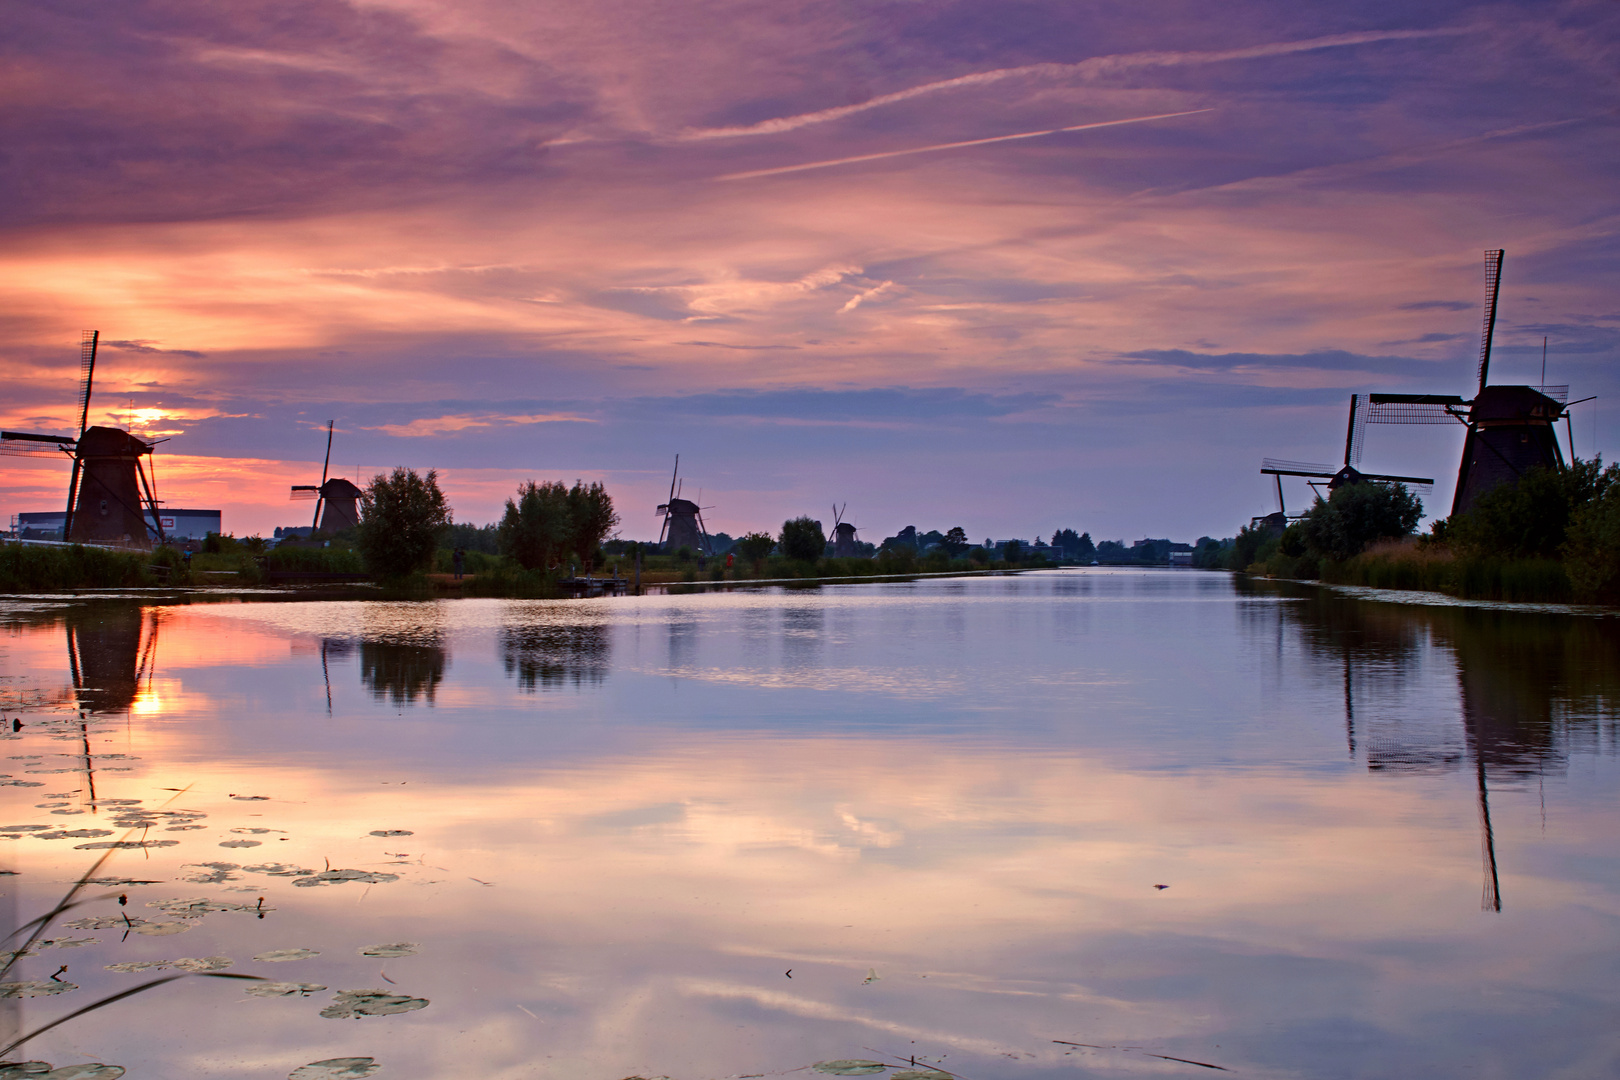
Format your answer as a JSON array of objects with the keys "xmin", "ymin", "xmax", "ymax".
[
  {"xmin": 1266, "ymin": 584, "xmax": 1620, "ymax": 912},
  {"xmin": 360, "ymin": 638, "xmax": 447, "ymax": 705},
  {"xmin": 500, "ymin": 624, "xmax": 610, "ymax": 691}
]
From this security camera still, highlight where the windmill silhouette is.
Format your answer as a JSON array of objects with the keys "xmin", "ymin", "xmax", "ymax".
[
  {"xmin": 1, "ymin": 331, "xmax": 169, "ymax": 546},
  {"xmin": 1355, "ymin": 250, "xmax": 1584, "ymax": 515},
  {"xmin": 656, "ymin": 455, "xmax": 711, "ymax": 554},
  {"xmin": 290, "ymin": 421, "xmax": 363, "ymax": 535},
  {"xmin": 830, "ymin": 503, "xmax": 861, "ymax": 557}
]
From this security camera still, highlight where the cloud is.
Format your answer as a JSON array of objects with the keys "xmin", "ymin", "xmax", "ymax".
[
  {"xmin": 680, "ymin": 28, "xmax": 1469, "ymax": 141},
  {"xmin": 1398, "ymin": 301, "xmax": 1473, "ymax": 312},
  {"xmin": 364, "ymin": 412, "xmax": 597, "ymax": 438},
  {"xmin": 103, "ymin": 339, "xmax": 208, "ymax": 358}
]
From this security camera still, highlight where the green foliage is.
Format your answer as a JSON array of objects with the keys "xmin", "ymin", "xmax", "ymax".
[
  {"xmin": 265, "ymin": 546, "xmax": 365, "ymax": 573},
  {"xmin": 498, "ymin": 481, "xmax": 572, "ymax": 570},
  {"xmin": 967, "ymin": 546, "xmax": 990, "ymax": 565},
  {"xmin": 0, "ymin": 543, "xmax": 155, "ymax": 592},
  {"xmin": 357, "ymin": 467, "xmax": 452, "ymax": 578},
  {"xmin": 565, "ymin": 481, "xmax": 620, "ymax": 567},
  {"xmin": 1051, "ymin": 528, "xmax": 1096, "ymax": 563},
  {"xmin": 1299, "ymin": 482, "xmax": 1423, "ymax": 562},
  {"xmin": 734, "ymin": 531, "xmax": 776, "ymax": 565},
  {"xmin": 1448, "ymin": 460, "xmax": 1613, "ymax": 561},
  {"xmin": 1003, "ymin": 539, "xmax": 1023, "ymax": 563},
  {"xmin": 497, "ymin": 480, "xmax": 619, "ymax": 572},
  {"xmin": 444, "ymin": 521, "xmax": 501, "ymax": 555},
  {"xmin": 1563, "ymin": 473, "xmax": 1620, "ymax": 601},
  {"xmin": 1191, "ymin": 536, "xmax": 1231, "ymax": 569},
  {"xmin": 779, "ymin": 516, "xmax": 825, "ymax": 562}
]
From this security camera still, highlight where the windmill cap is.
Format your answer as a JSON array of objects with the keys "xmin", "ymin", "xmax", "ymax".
[
  {"xmin": 1471, "ymin": 385, "xmax": 1564, "ymax": 423},
  {"xmin": 319, "ymin": 477, "xmax": 364, "ymax": 498},
  {"xmin": 663, "ymin": 497, "xmax": 701, "ymax": 513},
  {"xmin": 76, "ymin": 426, "xmax": 152, "ymax": 456}
]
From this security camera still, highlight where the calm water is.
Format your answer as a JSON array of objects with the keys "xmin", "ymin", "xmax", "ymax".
[{"xmin": 2, "ymin": 571, "xmax": 1618, "ymax": 1079}]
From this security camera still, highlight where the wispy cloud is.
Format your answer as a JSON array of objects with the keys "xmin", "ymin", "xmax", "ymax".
[
  {"xmin": 682, "ymin": 29, "xmax": 1467, "ymax": 141},
  {"xmin": 365, "ymin": 412, "xmax": 597, "ymax": 438},
  {"xmin": 716, "ymin": 109, "xmax": 1215, "ymax": 180}
]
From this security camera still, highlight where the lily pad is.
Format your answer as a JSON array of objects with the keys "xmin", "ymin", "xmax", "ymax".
[
  {"xmin": 368, "ymin": 830, "xmax": 413, "ymax": 837},
  {"xmin": 813, "ymin": 1063, "xmax": 886, "ymax": 1076},
  {"xmin": 130, "ymin": 922, "xmax": 190, "ymax": 937},
  {"xmin": 288, "ymin": 1058, "xmax": 378, "ymax": 1080},
  {"xmin": 320, "ymin": 989, "xmax": 430, "ymax": 1018},
  {"xmin": 255, "ymin": 948, "xmax": 321, "ymax": 962},
  {"xmin": 74, "ymin": 840, "xmax": 179, "ymax": 850},
  {"xmin": 229, "ymin": 795, "xmax": 270, "ymax": 801},
  {"xmin": 0, "ymin": 1065, "xmax": 123, "ymax": 1080},
  {"xmin": 106, "ymin": 961, "xmax": 169, "ymax": 973},
  {"xmin": 0, "ymin": 980, "xmax": 78, "ymax": 998},
  {"xmin": 166, "ymin": 824, "xmax": 206, "ymax": 831},
  {"xmin": 231, "ymin": 827, "xmax": 286, "ymax": 835},
  {"xmin": 35, "ymin": 829, "xmax": 113, "ymax": 839},
  {"xmin": 247, "ymin": 980, "xmax": 328, "ymax": 998},
  {"xmin": 293, "ymin": 870, "xmax": 399, "ymax": 888},
  {"xmin": 219, "ymin": 839, "xmax": 262, "ymax": 848},
  {"xmin": 102, "ymin": 799, "xmax": 143, "ymax": 806},
  {"xmin": 33, "ymin": 937, "xmax": 97, "ymax": 950},
  {"xmin": 891, "ymin": 1072, "xmax": 954, "ymax": 1080},
  {"xmin": 0, "ymin": 824, "xmax": 48, "ymax": 831},
  {"xmin": 64, "ymin": 916, "xmax": 142, "ymax": 930},
  {"xmin": 170, "ymin": 956, "xmax": 234, "ymax": 972},
  {"xmin": 148, "ymin": 898, "xmax": 257, "ymax": 916},
  {"xmin": 244, "ymin": 863, "xmax": 314, "ymax": 876},
  {"xmin": 358, "ymin": 943, "xmax": 417, "ymax": 958}
]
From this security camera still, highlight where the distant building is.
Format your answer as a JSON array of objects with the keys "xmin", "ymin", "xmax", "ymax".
[
  {"xmin": 274, "ymin": 525, "xmax": 315, "ymax": 539},
  {"xmin": 13, "ymin": 508, "xmax": 221, "ymax": 542}
]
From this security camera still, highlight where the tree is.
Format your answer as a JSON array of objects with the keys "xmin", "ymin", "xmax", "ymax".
[
  {"xmin": 498, "ymin": 480, "xmax": 572, "ymax": 570},
  {"xmin": 942, "ymin": 527, "xmax": 969, "ymax": 556},
  {"xmin": 779, "ymin": 517, "xmax": 825, "ymax": 562},
  {"xmin": 1003, "ymin": 539, "xmax": 1024, "ymax": 563},
  {"xmin": 357, "ymin": 467, "xmax": 452, "ymax": 577},
  {"xmin": 565, "ymin": 480, "xmax": 620, "ymax": 570},
  {"xmin": 1564, "ymin": 468, "xmax": 1620, "ymax": 600},
  {"xmin": 1299, "ymin": 481, "xmax": 1423, "ymax": 562},
  {"xmin": 1446, "ymin": 460, "xmax": 1611, "ymax": 560},
  {"xmin": 734, "ymin": 531, "xmax": 776, "ymax": 568}
]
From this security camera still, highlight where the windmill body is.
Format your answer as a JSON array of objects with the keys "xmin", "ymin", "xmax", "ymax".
[
  {"xmin": 315, "ymin": 478, "xmax": 364, "ymax": 534},
  {"xmin": 830, "ymin": 504, "xmax": 860, "ymax": 556},
  {"xmin": 660, "ymin": 497, "xmax": 706, "ymax": 553},
  {"xmin": 68, "ymin": 426, "xmax": 163, "ymax": 544}
]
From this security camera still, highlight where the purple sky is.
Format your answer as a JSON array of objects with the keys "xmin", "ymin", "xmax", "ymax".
[{"xmin": 3, "ymin": 0, "xmax": 1616, "ymax": 543}]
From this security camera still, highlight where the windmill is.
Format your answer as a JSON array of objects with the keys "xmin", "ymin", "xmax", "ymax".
[
  {"xmin": 1352, "ymin": 250, "xmax": 1584, "ymax": 516},
  {"xmin": 830, "ymin": 503, "xmax": 861, "ymax": 557},
  {"xmin": 1260, "ymin": 392, "xmax": 1435, "ymax": 516},
  {"xmin": 1, "ymin": 331, "xmax": 169, "ymax": 547},
  {"xmin": 655, "ymin": 455, "xmax": 710, "ymax": 554},
  {"xmin": 289, "ymin": 421, "xmax": 364, "ymax": 535}
]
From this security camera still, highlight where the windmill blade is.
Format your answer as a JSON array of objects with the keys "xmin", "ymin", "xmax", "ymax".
[
  {"xmin": 1343, "ymin": 394, "xmax": 1366, "ymax": 466},
  {"xmin": 1477, "ymin": 249, "xmax": 1504, "ymax": 394},
  {"xmin": 291, "ymin": 486, "xmax": 320, "ymax": 500},
  {"xmin": 1366, "ymin": 394, "xmax": 1469, "ymax": 425},
  {"xmin": 1359, "ymin": 472, "xmax": 1435, "ymax": 488},
  {"xmin": 1261, "ymin": 457, "xmax": 1336, "ymax": 478},
  {"xmin": 77, "ymin": 331, "xmax": 99, "ymax": 437},
  {"xmin": 1, "ymin": 431, "xmax": 77, "ymax": 457}
]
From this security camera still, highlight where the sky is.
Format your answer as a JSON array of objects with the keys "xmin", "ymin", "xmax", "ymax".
[{"xmin": 2, "ymin": 0, "xmax": 1617, "ymax": 544}]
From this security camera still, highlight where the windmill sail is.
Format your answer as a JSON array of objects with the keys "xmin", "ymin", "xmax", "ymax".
[
  {"xmin": 1476, "ymin": 249, "xmax": 1504, "ymax": 394},
  {"xmin": 77, "ymin": 330, "xmax": 99, "ymax": 436}
]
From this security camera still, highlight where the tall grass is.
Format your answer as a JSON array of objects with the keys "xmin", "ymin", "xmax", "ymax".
[
  {"xmin": 0, "ymin": 543, "xmax": 171, "ymax": 592},
  {"xmin": 1318, "ymin": 539, "xmax": 1574, "ymax": 602}
]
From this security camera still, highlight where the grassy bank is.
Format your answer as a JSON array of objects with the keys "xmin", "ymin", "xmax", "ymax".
[
  {"xmin": 0, "ymin": 543, "xmax": 188, "ymax": 592},
  {"xmin": 1250, "ymin": 539, "xmax": 1580, "ymax": 604}
]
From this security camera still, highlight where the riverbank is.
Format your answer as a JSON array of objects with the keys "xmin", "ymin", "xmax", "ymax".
[{"xmin": 1246, "ymin": 539, "xmax": 1612, "ymax": 605}]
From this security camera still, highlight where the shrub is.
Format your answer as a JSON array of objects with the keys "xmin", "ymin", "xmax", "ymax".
[
  {"xmin": 779, "ymin": 517, "xmax": 825, "ymax": 562},
  {"xmin": 1564, "ymin": 477, "xmax": 1620, "ymax": 601},
  {"xmin": 1448, "ymin": 460, "xmax": 1613, "ymax": 560},
  {"xmin": 498, "ymin": 481, "xmax": 572, "ymax": 571},
  {"xmin": 357, "ymin": 467, "xmax": 452, "ymax": 578},
  {"xmin": 1299, "ymin": 482, "xmax": 1423, "ymax": 562}
]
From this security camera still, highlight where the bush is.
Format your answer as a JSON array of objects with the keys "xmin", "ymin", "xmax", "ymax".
[
  {"xmin": 499, "ymin": 481, "xmax": 573, "ymax": 570},
  {"xmin": 1299, "ymin": 482, "xmax": 1423, "ymax": 562},
  {"xmin": 734, "ymin": 531, "xmax": 776, "ymax": 566},
  {"xmin": 1564, "ymin": 477, "xmax": 1620, "ymax": 601},
  {"xmin": 0, "ymin": 543, "xmax": 154, "ymax": 592},
  {"xmin": 1448, "ymin": 460, "xmax": 1612, "ymax": 560},
  {"xmin": 779, "ymin": 517, "xmax": 825, "ymax": 562},
  {"xmin": 357, "ymin": 467, "xmax": 452, "ymax": 578}
]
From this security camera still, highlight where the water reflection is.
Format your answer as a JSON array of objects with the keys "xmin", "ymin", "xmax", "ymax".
[
  {"xmin": 360, "ymin": 639, "xmax": 447, "ymax": 705},
  {"xmin": 64, "ymin": 605, "xmax": 157, "ymax": 716},
  {"xmin": 500, "ymin": 623, "xmax": 610, "ymax": 691}
]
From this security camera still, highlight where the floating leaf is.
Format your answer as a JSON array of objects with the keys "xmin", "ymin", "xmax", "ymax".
[
  {"xmin": 35, "ymin": 829, "xmax": 113, "ymax": 839},
  {"xmin": 320, "ymin": 989, "xmax": 429, "ymax": 1018},
  {"xmin": 147, "ymin": 898, "xmax": 257, "ymax": 916},
  {"xmin": 293, "ymin": 870, "xmax": 399, "ymax": 888},
  {"xmin": 32, "ymin": 938, "xmax": 97, "ymax": 950},
  {"xmin": 49, "ymin": 809, "xmax": 86, "ymax": 815},
  {"xmin": 243, "ymin": 863, "xmax": 314, "ymax": 876},
  {"xmin": 106, "ymin": 961, "xmax": 169, "ymax": 973},
  {"xmin": 813, "ymin": 1063, "xmax": 886, "ymax": 1076},
  {"xmin": 64, "ymin": 916, "xmax": 141, "ymax": 930},
  {"xmin": 246, "ymin": 980, "xmax": 327, "ymax": 998},
  {"xmin": 0, "ymin": 980, "xmax": 78, "ymax": 998},
  {"xmin": 130, "ymin": 922, "xmax": 190, "ymax": 936},
  {"xmin": 169, "ymin": 956, "xmax": 234, "ymax": 972},
  {"xmin": 255, "ymin": 948, "xmax": 320, "ymax": 962},
  {"xmin": 166, "ymin": 825, "xmax": 206, "ymax": 831},
  {"xmin": 288, "ymin": 1058, "xmax": 377, "ymax": 1079},
  {"xmin": 891, "ymin": 1072, "xmax": 953, "ymax": 1080},
  {"xmin": 45, "ymin": 1066, "xmax": 123, "ymax": 1079},
  {"xmin": 0, "ymin": 1065, "xmax": 50, "ymax": 1080},
  {"xmin": 368, "ymin": 830, "xmax": 413, "ymax": 837},
  {"xmin": 358, "ymin": 943, "xmax": 417, "ymax": 958},
  {"xmin": 101, "ymin": 799, "xmax": 143, "ymax": 806},
  {"xmin": 219, "ymin": 839, "xmax": 262, "ymax": 849},
  {"xmin": 0, "ymin": 824, "xmax": 48, "ymax": 831},
  {"xmin": 74, "ymin": 840, "xmax": 179, "ymax": 850},
  {"xmin": 0, "ymin": 780, "xmax": 44, "ymax": 787},
  {"xmin": 229, "ymin": 795, "xmax": 270, "ymax": 801},
  {"xmin": 231, "ymin": 827, "xmax": 286, "ymax": 835}
]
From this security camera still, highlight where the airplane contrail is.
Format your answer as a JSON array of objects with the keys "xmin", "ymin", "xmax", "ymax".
[{"xmin": 715, "ymin": 108, "xmax": 1215, "ymax": 181}]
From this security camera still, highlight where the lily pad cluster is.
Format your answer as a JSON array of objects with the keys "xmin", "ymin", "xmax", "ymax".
[
  {"xmin": 813, "ymin": 1064, "xmax": 952, "ymax": 1080},
  {"xmin": 106, "ymin": 955, "xmax": 232, "ymax": 973},
  {"xmin": 0, "ymin": 979, "xmax": 79, "ymax": 998},
  {"xmin": 247, "ymin": 980, "xmax": 329, "ymax": 998},
  {"xmin": 293, "ymin": 870, "xmax": 399, "ymax": 888},
  {"xmin": 0, "ymin": 1062, "xmax": 124, "ymax": 1080},
  {"xmin": 320, "ymin": 989, "xmax": 430, "ymax": 1019},
  {"xmin": 288, "ymin": 1059, "xmax": 379, "ymax": 1080}
]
